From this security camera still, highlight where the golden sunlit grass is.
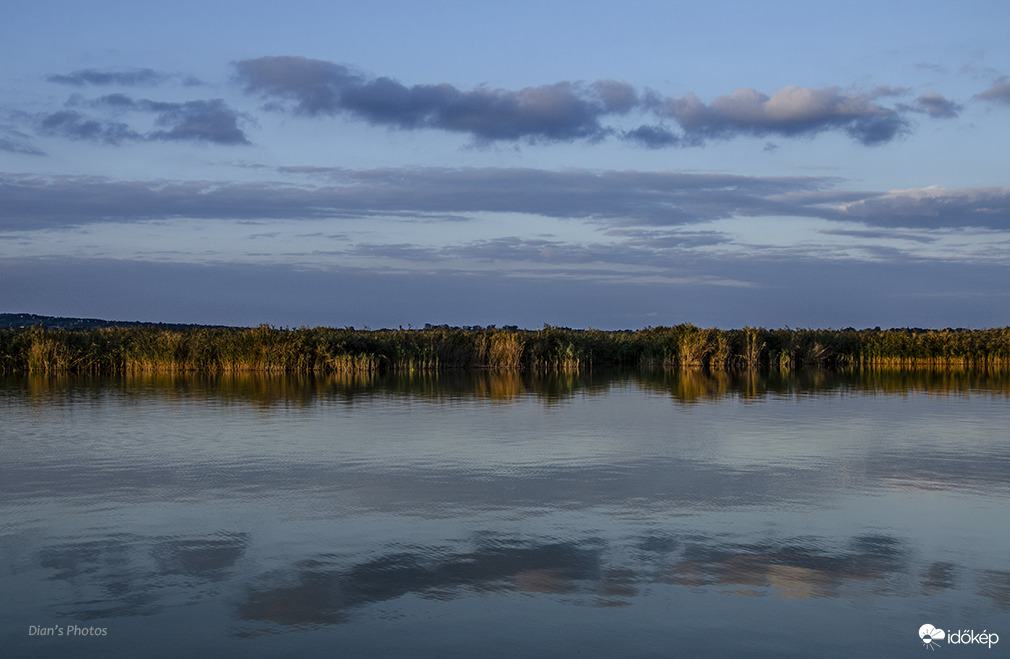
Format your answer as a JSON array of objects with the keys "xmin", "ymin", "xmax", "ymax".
[{"xmin": 2, "ymin": 324, "xmax": 1009, "ymax": 374}]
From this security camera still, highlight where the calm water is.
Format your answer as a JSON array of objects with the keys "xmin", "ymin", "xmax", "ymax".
[{"xmin": 2, "ymin": 370, "xmax": 1008, "ymax": 657}]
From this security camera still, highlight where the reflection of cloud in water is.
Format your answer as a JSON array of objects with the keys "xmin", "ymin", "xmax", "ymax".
[
  {"xmin": 236, "ymin": 531, "xmax": 929, "ymax": 630},
  {"xmin": 26, "ymin": 526, "xmax": 1005, "ymax": 632},
  {"xmin": 978, "ymin": 570, "xmax": 1010, "ymax": 609},
  {"xmin": 237, "ymin": 539, "xmax": 605, "ymax": 627},
  {"xmin": 38, "ymin": 535, "xmax": 162, "ymax": 620},
  {"xmin": 152, "ymin": 533, "xmax": 248, "ymax": 580},
  {"xmin": 35, "ymin": 532, "xmax": 248, "ymax": 620},
  {"xmin": 39, "ymin": 535, "xmax": 137, "ymax": 581},
  {"xmin": 662, "ymin": 534, "xmax": 906, "ymax": 600},
  {"xmin": 920, "ymin": 561, "xmax": 957, "ymax": 596},
  {"xmin": 867, "ymin": 450, "xmax": 1010, "ymax": 494}
]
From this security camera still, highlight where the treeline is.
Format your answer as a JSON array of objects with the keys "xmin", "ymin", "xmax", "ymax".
[
  {"xmin": 2, "ymin": 324, "xmax": 1010, "ymax": 374},
  {"xmin": 0, "ymin": 312, "xmax": 224, "ymax": 331}
]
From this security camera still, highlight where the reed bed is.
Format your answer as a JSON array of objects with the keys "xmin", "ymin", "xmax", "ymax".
[{"xmin": 2, "ymin": 324, "xmax": 1009, "ymax": 374}]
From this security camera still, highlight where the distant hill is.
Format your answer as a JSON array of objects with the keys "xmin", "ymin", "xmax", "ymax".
[{"xmin": 0, "ymin": 313, "xmax": 235, "ymax": 331}]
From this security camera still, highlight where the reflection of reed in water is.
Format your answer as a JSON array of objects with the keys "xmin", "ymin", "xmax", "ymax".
[
  {"xmin": 9, "ymin": 366, "xmax": 1010, "ymax": 408},
  {"xmin": 466, "ymin": 371, "xmax": 523, "ymax": 401},
  {"xmin": 635, "ymin": 366, "xmax": 1010, "ymax": 403}
]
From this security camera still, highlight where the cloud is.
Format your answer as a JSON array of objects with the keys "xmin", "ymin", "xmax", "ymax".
[
  {"xmin": 901, "ymin": 92, "xmax": 962, "ymax": 118},
  {"xmin": 621, "ymin": 124, "xmax": 681, "ymax": 148},
  {"xmin": 46, "ymin": 67, "xmax": 170, "ymax": 87},
  {"xmin": 38, "ymin": 110, "xmax": 142, "ymax": 144},
  {"xmin": 37, "ymin": 96, "xmax": 250, "ymax": 145},
  {"xmin": 4, "ymin": 168, "xmax": 1007, "ymax": 235},
  {"xmin": 914, "ymin": 61, "xmax": 947, "ymax": 75},
  {"xmin": 0, "ymin": 137, "xmax": 44, "ymax": 155},
  {"xmin": 0, "ymin": 167, "xmax": 831, "ymax": 230},
  {"xmin": 820, "ymin": 227, "xmax": 938, "ymax": 244},
  {"xmin": 657, "ymin": 86, "xmax": 910, "ymax": 145},
  {"xmin": 591, "ymin": 79, "xmax": 638, "ymax": 112},
  {"xmin": 119, "ymin": 97, "xmax": 251, "ymax": 145},
  {"xmin": 238, "ymin": 538, "xmax": 603, "ymax": 626},
  {"xmin": 346, "ymin": 234, "xmax": 732, "ymax": 273},
  {"xmin": 149, "ymin": 100, "xmax": 250, "ymax": 144},
  {"xmin": 235, "ymin": 56, "xmax": 922, "ymax": 147},
  {"xmin": 234, "ymin": 55, "xmax": 634, "ymax": 143},
  {"xmin": 870, "ymin": 85, "xmax": 913, "ymax": 98},
  {"xmin": 0, "ymin": 125, "xmax": 45, "ymax": 155},
  {"xmin": 836, "ymin": 185, "xmax": 1010, "ymax": 229},
  {"xmin": 289, "ymin": 166, "xmax": 834, "ymax": 226},
  {"xmin": 974, "ymin": 77, "xmax": 1010, "ymax": 106}
]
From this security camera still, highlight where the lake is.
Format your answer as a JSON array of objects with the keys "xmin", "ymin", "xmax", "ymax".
[{"xmin": 2, "ymin": 369, "xmax": 1008, "ymax": 657}]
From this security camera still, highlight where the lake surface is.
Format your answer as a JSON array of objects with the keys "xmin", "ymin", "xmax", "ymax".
[{"xmin": 2, "ymin": 370, "xmax": 1008, "ymax": 657}]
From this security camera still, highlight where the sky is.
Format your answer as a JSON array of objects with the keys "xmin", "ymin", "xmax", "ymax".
[{"xmin": 2, "ymin": 1, "xmax": 1010, "ymax": 329}]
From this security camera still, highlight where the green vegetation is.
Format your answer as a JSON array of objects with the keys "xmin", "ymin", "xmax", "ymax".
[{"xmin": 2, "ymin": 324, "xmax": 1010, "ymax": 374}]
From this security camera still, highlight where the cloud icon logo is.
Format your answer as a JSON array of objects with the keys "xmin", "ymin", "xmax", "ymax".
[{"xmin": 919, "ymin": 624, "xmax": 945, "ymax": 649}]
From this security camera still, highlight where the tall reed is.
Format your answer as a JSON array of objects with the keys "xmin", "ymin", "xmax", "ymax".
[{"xmin": 3, "ymin": 324, "xmax": 1009, "ymax": 374}]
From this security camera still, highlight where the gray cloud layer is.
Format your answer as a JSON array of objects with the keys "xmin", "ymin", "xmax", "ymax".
[
  {"xmin": 2, "ymin": 168, "xmax": 1009, "ymax": 232},
  {"xmin": 234, "ymin": 56, "xmax": 936, "ymax": 147},
  {"xmin": 0, "ymin": 168, "xmax": 829, "ymax": 230}
]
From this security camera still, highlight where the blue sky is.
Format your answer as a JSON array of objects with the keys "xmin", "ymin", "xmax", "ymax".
[{"xmin": 2, "ymin": 1, "xmax": 1010, "ymax": 329}]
